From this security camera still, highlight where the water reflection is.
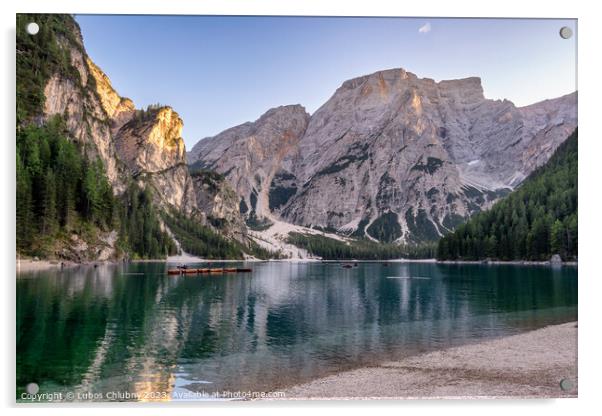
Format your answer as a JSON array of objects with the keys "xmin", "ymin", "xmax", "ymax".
[{"xmin": 17, "ymin": 262, "xmax": 577, "ymax": 401}]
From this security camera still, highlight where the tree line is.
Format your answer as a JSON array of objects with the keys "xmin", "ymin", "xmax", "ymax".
[
  {"xmin": 287, "ymin": 232, "xmax": 437, "ymax": 260},
  {"xmin": 437, "ymin": 130, "xmax": 577, "ymax": 261}
]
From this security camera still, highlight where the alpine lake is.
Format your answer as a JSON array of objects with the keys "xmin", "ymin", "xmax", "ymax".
[{"xmin": 17, "ymin": 261, "xmax": 577, "ymax": 401}]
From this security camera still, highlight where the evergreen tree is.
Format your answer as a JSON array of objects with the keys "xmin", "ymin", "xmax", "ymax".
[
  {"xmin": 40, "ymin": 168, "xmax": 57, "ymax": 235},
  {"xmin": 16, "ymin": 152, "xmax": 33, "ymax": 249},
  {"xmin": 116, "ymin": 183, "xmax": 177, "ymax": 259},
  {"xmin": 550, "ymin": 219, "xmax": 564, "ymax": 258}
]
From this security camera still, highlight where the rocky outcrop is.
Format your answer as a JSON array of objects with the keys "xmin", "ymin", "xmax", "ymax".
[
  {"xmin": 86, "ymin": 58, "xmax": 134, "ymax": 118},
  {"xmin": 189, "ymin": 68, "xmax": 577, "ymax": 243},
  {"xmin": 190, "ymin": 170, "xmax": 247, "ymax": 243},
  {"xmin": 56, "ymin": 231, "xmax": 119, "ymax": 263},
  {"xmin": 136, "ymin": 163, "xmax": 198, "ymax": 215},
  {"xmin": 114, "ymin": 107, "xmax": 186, "ymax": 173},
  {"xmin": 111, "ymin": 106, "xmax": 196, "ymax": 213}
]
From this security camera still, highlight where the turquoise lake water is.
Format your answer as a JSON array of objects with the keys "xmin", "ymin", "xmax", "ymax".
[{"xmin": 16, "ymin": 261, "xmax": 577, "ymax": 401}]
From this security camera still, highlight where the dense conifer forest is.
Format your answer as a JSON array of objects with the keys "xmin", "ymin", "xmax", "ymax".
[
  {"xmin": 162, "ymin": 210, "xmax": 245, "ymax": 259},
  {"xmin": 162, "ymin": 210, "xmax": 280, "ymax": 260},
  {"xmin": 16, "ymin": 117, "xmax": 177, "ymax": 259},
  {"xmin": 286, "ymin": 232, "xmax": 437, "ymax": 260},
  {"xmin": 437, "ymin": 130, "xmax": 577, "ymax": 261}
]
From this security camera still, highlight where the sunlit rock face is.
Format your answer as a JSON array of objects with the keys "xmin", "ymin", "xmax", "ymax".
[
  {"xmin": 189, "ymin": 68, "xmax": 577, "ymax": 243},
  {"xmin": 109, "ymin": 104, "xmax": 196, "ymax": 213},
  {"xmin": 114, "ymin": 107, "xmax": 186, "ymax": 174},
  {"xmin": 43, "ymin": 21, "xmax": 197, "ymax": 214},
  {"xmin": 43, "ymin": 66, "xmax": 126, "ymax": 192},
  {"xmin": 86, "ymin": 58, "xmax": 135, "ymax": 120}
]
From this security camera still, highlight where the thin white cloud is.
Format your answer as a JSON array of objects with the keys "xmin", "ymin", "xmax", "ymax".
[{"xmin": 418, "ymin": 22, "xmax": 431, "ymax": 34}]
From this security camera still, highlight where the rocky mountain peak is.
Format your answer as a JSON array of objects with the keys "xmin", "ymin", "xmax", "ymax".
[
  {"xmin": 187, "ymin": 104, "xmax": 310, "ymax": 223},
  {"xmin": 339, "ymin": 68, "xmax": 414, "ymax": 92},
  {"xmin": 259, "ymin": 104, "xmax": 308, "ymax": 121},
  {"xmin": 437, "ymin": 76, "xmax": 485, "ymax": 102}
]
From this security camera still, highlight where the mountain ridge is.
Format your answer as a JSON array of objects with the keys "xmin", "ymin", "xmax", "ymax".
[{"xmin": 188, "ymin": 67, "xmax": 577, "ymax": 244}]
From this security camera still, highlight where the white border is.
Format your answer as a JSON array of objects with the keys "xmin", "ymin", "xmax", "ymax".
[{"xmin": 2, "ymin": 1, "xmax": 601, "ymax": 415}]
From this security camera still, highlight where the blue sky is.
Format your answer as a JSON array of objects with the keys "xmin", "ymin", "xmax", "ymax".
[{"xmin": 75, "ymin": 15, "xmax": 577, "ymax": 149}]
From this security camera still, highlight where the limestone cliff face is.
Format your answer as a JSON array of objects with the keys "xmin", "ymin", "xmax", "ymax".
[
  {"xmin": 42, "ymin": 52, "xmax": 126, "ymax": 192},
  {"xmin": 42, "ymin": 20, "xmax": 197, "ymax": 214},
  {"xmin": 189, "ymin": 68, "xmax": 577, "ymax": 243},
  {"xmin": 110, "ymin": 106, "xmax": 195, "ymax": 213},
  {"xmin": 86, "ymin": 58, "xmax": 135, "ymax": 119},
  {"xmin": 189, "ymin": 105, "xmax": 310, "ymax": 222},
  {"xmin": 114, "ymin": 107, "xmax": 185, "ymax": 173},
  {"xmin": 516, "ymin": 92, "xmax": 578, "ymax": 181},
  {"xmin": 85, "ymin": 57, "xmax": 135, "ymax": 132}
]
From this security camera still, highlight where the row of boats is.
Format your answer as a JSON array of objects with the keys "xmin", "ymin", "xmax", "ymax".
[
  {"xmin": 167, "ymin": 267, "xmax": 252, "ymax": 276},
  {"xmin": 168, "ymin": 261, "xmax": 390, "ymax": 274}
]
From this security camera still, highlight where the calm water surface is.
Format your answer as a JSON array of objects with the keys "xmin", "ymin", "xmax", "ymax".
[{"xmin": 16, "ymin": 262, "xmax": 577, "ymax": 401}]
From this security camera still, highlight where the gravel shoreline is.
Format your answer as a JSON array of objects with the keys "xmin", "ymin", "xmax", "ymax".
[
  {"xmin": 16, "ymin": 258, "xmax": 77, "ymax": 273},
  {"xmin": 275, "ymin": 322, "xmax": 578, "ymax": 400}
]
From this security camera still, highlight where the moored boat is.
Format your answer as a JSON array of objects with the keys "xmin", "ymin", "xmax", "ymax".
[{"xmin": 168, "ymin": 267, "xmax": 253, "ymax": 275}]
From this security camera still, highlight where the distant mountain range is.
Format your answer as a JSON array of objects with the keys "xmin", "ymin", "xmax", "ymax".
[{"xmin": 188, "ymin": 69, "xmax": 576, "ymax": 244}]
